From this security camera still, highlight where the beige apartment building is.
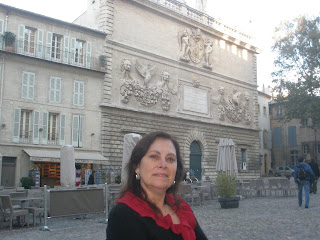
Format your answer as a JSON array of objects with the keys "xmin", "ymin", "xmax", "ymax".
[
  {"xmin": 1, "ymin": 0, "xmax": 262, "ymax": 187},
  {"xmin": 0, "ymin": 4, "xmax": 107, "ymax": 187}
]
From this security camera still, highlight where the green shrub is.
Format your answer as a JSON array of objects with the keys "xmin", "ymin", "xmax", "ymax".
[
  {"xmin": 115, "ymin": 175, "xmax": 121, "ymax": 184},
  {"xmin": 20, "ymin": 177, "xmax": 35, "ymax": 189},
  {"xmin": 216, "ymin": 172, "xmax": 237, "ymax": 198}
]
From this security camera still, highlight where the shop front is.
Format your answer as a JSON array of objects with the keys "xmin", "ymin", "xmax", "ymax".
[{"xmin": 23, "ymin": 149, "xmax": 108, "ymax": 188}]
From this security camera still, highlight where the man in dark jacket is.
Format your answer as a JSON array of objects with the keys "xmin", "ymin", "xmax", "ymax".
[
  {"xmin": 294, "ymin": 157, "xmax": 315, "ymax": 208},
  {"xmin": 308, "ymin": 158, "xmax": 319, "ymax": 194}
]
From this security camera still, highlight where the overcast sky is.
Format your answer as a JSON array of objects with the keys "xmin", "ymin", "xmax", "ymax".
[{"xmin": 1, "ymin": 0, "xmax": 319, "ymax": 90}]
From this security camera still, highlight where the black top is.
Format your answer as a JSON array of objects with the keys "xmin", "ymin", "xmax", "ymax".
[{"xmin": 106, "ymin": 203, "xmax": 208, "ymax": 240}]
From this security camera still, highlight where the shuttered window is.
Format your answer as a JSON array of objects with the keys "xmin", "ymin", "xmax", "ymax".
[
  {"xmin": 21, "ymin": 72, "xmax": 35, "ymax": 99},
  {"xmin": 288, "ymin": 126, "xmax": 297, "ymax": 146},
  {"xmin": 49, "ymin": 76, "xmax": 61, "ymax": 103},
  {"xmin": 73, "ymin": 80, "xmax": 84, "ymax": 106},
  {"xmin": 273, "ymin": 127, "xmax": 282, "ymax": 147},
  {"xmin": 72, "ymin": 115, "xmax": 83, "ymax": 147}
]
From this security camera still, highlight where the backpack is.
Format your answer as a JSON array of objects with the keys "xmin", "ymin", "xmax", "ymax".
[{"xmin": 297, "ymin": 166, "xmax": 307, "ymax": 180}]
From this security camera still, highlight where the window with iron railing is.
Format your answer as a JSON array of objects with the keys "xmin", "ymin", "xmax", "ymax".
[{"xmin": 4, "ymin": 25, "xmax": 101, "ymax": 71}]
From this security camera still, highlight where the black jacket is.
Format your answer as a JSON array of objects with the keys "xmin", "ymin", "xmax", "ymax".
[{"xmin": 106, "ymin": 203, "xmax": 208, "ymax": 240}]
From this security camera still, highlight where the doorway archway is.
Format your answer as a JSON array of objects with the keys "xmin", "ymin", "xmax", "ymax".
[{"xmin": 190, "ymin": 141, "xmax": 202, "ymax": 180}]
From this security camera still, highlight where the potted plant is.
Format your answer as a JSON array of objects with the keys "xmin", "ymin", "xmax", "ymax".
[
  {"xmin": 99, "ymin": 54, "xmax": 107, "ymax": 71},
  {"xmin": 20, "ymin": 176, "xmax": 35, "ymax": 189},
  {"xmin": 2, "ymin": 31, "xmax": 16, "ymax": 51},
  {"xmin": 216, "ymin": 172, "xmax": 240, "ymax": 208}
]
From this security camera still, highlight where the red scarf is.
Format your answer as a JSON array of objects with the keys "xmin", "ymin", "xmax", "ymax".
[{"xmin": 117, "ymin": 192, "xmax": 197, "ymax": 240}]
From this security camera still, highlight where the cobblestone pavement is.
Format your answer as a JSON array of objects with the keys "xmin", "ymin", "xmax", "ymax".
[{"xmin": 1, "ymin": 191, "xmax": 320, "ymax": 240}]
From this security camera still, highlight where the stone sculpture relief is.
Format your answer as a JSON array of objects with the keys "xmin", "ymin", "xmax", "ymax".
[
  {"xmin": 217, "ymin": 87, "xmax": 251, "ymax": 124},
  {"xmin": 178, "ymin": 28, "xmax": 213, "ymax": 69},
  {"xmin": 119, "ymin": 59, "xmax": 177, "ymax": 111}
]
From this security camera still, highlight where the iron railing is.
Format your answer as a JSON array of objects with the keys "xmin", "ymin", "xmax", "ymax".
[{"xmin": 1, "ymin": 39, "xmax": 105, "ymax": 72}]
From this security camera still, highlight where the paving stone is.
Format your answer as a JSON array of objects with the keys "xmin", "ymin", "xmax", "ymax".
[{"xmin": 1, "ymin": 190, "xmax": 319, "ymax": 239}]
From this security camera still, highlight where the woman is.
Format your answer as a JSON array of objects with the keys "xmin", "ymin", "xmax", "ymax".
[{"xmin": 106, "ymin": 131, "xmax": 208, "ymax": 240}]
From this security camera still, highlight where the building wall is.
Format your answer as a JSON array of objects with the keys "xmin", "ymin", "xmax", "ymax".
[
  {"xmin": 270, "ymin": 103, "xmax": 320, "ymax": 168},
  {"xmin": 0, "ymin": 5, "xmax": 106, "ymax": 186},
  {"xmin": 257, "ymin": 90, "xmax": 272, "ymax": 175},
  {"xmin": 79, "ymin": 0, "xmax": 261, "ymax": 179}
]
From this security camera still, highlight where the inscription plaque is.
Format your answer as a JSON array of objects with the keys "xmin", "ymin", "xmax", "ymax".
[{"xmin": 183, "ymin": 85, "xmax": 208, "ymax": 114}]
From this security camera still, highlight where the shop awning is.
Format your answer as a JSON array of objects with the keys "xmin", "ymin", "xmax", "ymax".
[{"xmin": 23, "ymin": 149, "xmax": 108, "ymax": 164}]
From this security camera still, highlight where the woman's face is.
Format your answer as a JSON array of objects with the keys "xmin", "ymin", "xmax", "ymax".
[{"xmin": 135, "ymin": 138, "xmax": 177, "ymax": 194}]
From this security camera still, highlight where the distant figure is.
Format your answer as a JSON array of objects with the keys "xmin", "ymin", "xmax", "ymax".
[
  {"xmin": 88, "ymin": 171, "xmax": 95, "ymax": 185},
  {"xmin": 294, "ymin": 157, "xmax": 315, "ymax": 208},
  {"xmin": 308, "ymin": 158, "xmax": 319, "ymax": 194}
]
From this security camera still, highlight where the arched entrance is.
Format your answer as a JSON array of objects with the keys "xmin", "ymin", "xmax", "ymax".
[{"xmin": 190, "ymin": 141, "xmax": 202, "ymax": 180}]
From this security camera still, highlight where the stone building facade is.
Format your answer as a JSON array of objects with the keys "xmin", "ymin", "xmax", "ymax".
[
  {"xmin": 75, "ymin": 0, "xmax": 261, "ymax": 179},
  {"xmin": 269, "ymin": 101, "xmax": 320, "ymax": 168}
]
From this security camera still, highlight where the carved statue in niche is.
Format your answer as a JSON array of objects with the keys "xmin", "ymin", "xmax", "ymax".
[
  {"xmin": 178, "ymin": 29, "xmax": 191, "ymax": 62},
  {"xmin": 189, "ymin": 28, "xmax": 204, "ymax": 64},
  {"xmin": 217, "ymin": 87, "xmax": 251, "ymax": 124},
  {"xmin": 203, "ymin": 39, "xmax": 213, "ymax": 69},
  {"xmin": 178, "ymin": 28, "xmax": 213, "ymax": 68},
  {"xmin": 119, "ymin": 59, "xmax": 177, "ymax": 111}
]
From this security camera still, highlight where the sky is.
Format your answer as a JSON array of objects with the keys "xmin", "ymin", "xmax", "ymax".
[{"xmin": 0, "ymin": 0, "xmax": 319, "ymax": 91}]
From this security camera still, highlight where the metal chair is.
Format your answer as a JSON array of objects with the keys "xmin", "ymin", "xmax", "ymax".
[{"xmin": 0, "ymin": 195, "xmax": 29, "ymax": 229}]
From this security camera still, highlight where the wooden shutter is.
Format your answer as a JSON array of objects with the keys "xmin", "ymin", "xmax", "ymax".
[
  {"xmin": 17, "ymin": 25, "xmax": 25, "ymax": 54},
  {"xmin": 21, "ymin": 72, "xmax": 28, "ymax": 98},
  {"xmin": 273, "ymin": 127, "xmax": 282, "ymax": 147},
  {"xmin": 63, "ymin": 36, "xmax": 70, "ymax": 64},
  {"xmin": 45, "ymin": 32, "xmax": 52, "ymax": 60},
  {"xmin": 268, "ymin": 130, "xmax": 272, "ymax": 150},
  {"xmin": 59, "ymin": 114, "xmax": 66, "ymax": 145},
  {"xmin": 56, "ymin": 77, "xmax": 61, "ymax": 103},
  {"xmin": 33, "ymin": 111, "xmax": 40, "ymax": 144},
  {"xmin": 288, "ymin": 126, "xmax": 297, "ymax": 146},
  {"xmin": 28, "ymin": 73, "xmax": 35, "ymax": 99},
  {"xmin": 86, "ymin": 42, "xmax": 91, "ymax": 68},
  {"xmin": 70, "ymin": 38, "xmax": 76, "ymax": 65},
  {"xmin": 49, "ymin": 77, "xmax": 55, "ymax": 102},
  {"xmin": 79, "ymin": 81, "xmax": 84, "ymax": 106},
  {"xmin": 72, "ymin": 115, "xmax": 79, "ymax": 147},
  {"xmin": 73, "ymin": 81, "xmax": 79, "ymax": 105},
  {"xmin": 0, "ymin": 19, "xmax": 4, "ymax": 50},
  {"xmin": 79, "ymin": 115, "xmax": 83, "ymax": 147},
  {"xmin": 37, "ymin": 29, "xmax": 44, "ymax": 58},
  {"xmin": 42, "ymin": 112, "xmax": 49, "ymax": 145},
  {"xmin": 12, "ymin": 108, "xmax": 21, "ymax": 143}
]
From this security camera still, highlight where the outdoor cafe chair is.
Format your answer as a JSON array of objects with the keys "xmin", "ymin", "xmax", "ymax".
[
  {"xmin": 25, "ymin": 190, "xmax": 45, "ymax": 226},
  {"xmin": 0, "ymin": 195, "xmax": 29, "ymax": 229}
]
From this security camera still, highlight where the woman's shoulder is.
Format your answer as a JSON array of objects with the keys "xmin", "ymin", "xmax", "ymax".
[{"xmin": 109, "ymin": 202, "xmax": 137, "ymax": 218}]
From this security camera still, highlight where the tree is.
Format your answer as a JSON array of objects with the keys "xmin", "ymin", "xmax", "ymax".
[{"xmin": 271, "ymin": 15, "xmax": 320, "ymax": 160}]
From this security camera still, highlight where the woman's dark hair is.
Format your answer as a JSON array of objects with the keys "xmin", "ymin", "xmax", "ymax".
[{"xmin": 119, "ymin": 131, "xmax": 184, "ymax": 213}]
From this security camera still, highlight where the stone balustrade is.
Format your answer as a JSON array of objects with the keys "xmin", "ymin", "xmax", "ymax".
[{"xmin": 149, "ymin": 0, "xmax": 256, "ymax": 47}]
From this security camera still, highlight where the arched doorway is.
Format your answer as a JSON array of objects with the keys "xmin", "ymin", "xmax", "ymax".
[{"xmin": 190, "ymin": 141, "xmax": 202, "ymax": 180}]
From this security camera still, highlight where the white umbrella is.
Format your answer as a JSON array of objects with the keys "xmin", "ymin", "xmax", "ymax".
[{"xmin": 216, "ymin": 138, "xmax": 238, "ymax": 176}]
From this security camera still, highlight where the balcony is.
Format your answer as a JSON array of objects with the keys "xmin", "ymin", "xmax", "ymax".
[
  {"xmin": 18, "ymin": 131, "xmax": 60, "ymax": 146},
  {"xmin": 0, "ymin": 40, "xmax": 106, "ymax": 72}
]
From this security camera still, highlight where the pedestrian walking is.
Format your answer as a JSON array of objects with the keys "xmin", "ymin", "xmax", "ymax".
[
  {"xmin": 308, "ymin": 158, "xmax": 319, "ymax": 194},
  {"xmin": 294, "ymin": 157, "xmax": 315, "ymax": 208}
]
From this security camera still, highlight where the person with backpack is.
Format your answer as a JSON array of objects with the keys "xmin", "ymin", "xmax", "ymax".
[
  {"xmin": 308, "ymin": 158, "xmax": 320, "ymax": 194},
  {"xmin": 294, "ymin": 157, "xmax": 315, "ymax": 208}
]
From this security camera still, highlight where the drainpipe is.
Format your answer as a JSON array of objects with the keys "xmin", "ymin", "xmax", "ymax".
[{"xmin": 0, "ymin": 13, "xmax": 8, "ymax": 126}]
